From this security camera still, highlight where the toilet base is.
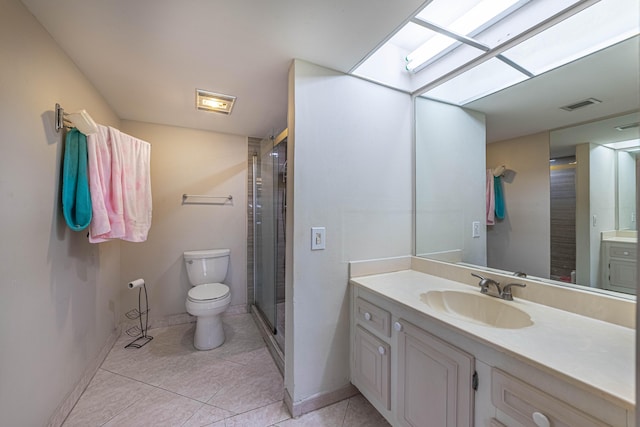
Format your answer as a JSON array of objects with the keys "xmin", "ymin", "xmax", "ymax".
[{"xmin": 194, "ymin": 314, "xmax": 225, "ymax": 350}]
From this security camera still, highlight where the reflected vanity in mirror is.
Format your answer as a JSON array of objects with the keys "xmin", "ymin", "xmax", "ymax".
[{"xmin": 415, "ymin": 34, "xmax": 639, "ymax": 299}]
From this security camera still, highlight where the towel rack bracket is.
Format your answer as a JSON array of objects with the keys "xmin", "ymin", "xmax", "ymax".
[{"xmin": 55, "ymin": 103, "xmax": 64, "ymax": 133}]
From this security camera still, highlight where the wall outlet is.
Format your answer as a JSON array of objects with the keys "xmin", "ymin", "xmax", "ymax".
[
  {"xmin": 311, "ymin": 227, "xmax": 326, "ymax": 250},
  {"xmin": 472, "ymin": 221, "xmax": 481, "ymax": 238}
]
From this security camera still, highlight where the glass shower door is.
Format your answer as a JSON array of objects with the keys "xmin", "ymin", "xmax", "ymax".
[{"xmin": 254, "ymin": 136, "xmax": 278, "ymax": 331}]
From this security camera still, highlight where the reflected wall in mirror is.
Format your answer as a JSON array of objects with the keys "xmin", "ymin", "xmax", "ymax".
[{"xmin": 415, "ymin": 35, "xmax": 639, "ymax": 299}]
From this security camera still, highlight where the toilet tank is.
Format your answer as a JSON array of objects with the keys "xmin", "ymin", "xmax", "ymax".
[{"xmin": 184, "ymin": 249, "xmax": 230, "ymax": 286}]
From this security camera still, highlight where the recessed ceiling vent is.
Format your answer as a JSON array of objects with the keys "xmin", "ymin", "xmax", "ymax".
[
  {"xmin": 560, "ymin": 98, "xmax": 602, "ymax": 112},
  {"xmin": 615, "ymin": 122, "xmax": 640, "ymax": 131}
]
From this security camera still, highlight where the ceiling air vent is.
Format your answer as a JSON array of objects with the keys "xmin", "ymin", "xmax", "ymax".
[
  {"xmin": 560, "ymin": 98, "xmax": 602, "ymax": 111},
  {"xmin": 615, "ymin": 122, "xmax": 640, "ymax": 131}
]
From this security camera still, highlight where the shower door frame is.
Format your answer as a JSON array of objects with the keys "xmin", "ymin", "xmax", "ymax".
[{"xmin": 252, "ymin": 129, "xmax": 287, "ymax": 350}]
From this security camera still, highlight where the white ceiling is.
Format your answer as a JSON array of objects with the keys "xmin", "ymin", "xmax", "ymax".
[
  {"xmin": 465, "ymin": 35, "xmax": 640, "ymax": 143},
  {"xmin": 20, "ymin": 0, "xmax": 426, "ymax": 138},
  {"xmin": 21, "ymin": 1, "xmax": 640, "ymax": 141}
]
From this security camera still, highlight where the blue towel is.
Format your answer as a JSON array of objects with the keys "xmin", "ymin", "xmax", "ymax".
[
  {"xmin": 62, "ymin": 128, "xmax": 92, "ymax": 231},
  {"xmin": 494, "ymin": 175, "xmax": 505, "ymax": 220}
]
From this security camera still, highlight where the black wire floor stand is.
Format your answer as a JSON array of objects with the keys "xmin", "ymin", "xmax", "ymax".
[{"xmin": 124, "ymin": 284, "xmax": 153, "ymax": 349}]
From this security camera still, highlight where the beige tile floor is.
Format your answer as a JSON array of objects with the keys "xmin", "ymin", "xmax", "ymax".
[{"xmin": 63, "ymin": 313, "xmax": 390, "ymax": 427}]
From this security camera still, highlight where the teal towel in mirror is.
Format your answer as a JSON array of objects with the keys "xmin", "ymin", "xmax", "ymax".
[
  {"xmin": 494, "ymin": 175, "xmax": 505, "ymax": 220},
  {"xmin": 62, "ymin": 128, "xmax": 92, "ymax": 231}
]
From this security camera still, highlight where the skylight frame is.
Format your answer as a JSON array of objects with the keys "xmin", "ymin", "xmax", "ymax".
[
  {"xmin": 351, "ymin": 0, "xmax": 639, "ymax": 105},
  {"xmin": 405, "ymin": 0, "xmax": 529, "ymax": 73}
]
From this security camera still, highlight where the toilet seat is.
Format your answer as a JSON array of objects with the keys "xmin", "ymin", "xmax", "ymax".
[{"xmin": 188, "ymin": 283, "xmax": 230, "ymax": 302}]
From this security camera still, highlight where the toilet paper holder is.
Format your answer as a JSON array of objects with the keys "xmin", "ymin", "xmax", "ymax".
[{"xmin": 124, "ymin": 279, "xmax": 153, "ymax": 349}]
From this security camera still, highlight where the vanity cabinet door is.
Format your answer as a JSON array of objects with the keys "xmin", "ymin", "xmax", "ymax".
[
  {"xmin": 353, "ymin": 325, "xmax": 391, "ymax": 410},
  {"xmin": 396, "ymin": 319, "xmax": 474, "ymax": 427},
  {"xmin": 608, "ymin": 259, "xmax": 636, "ymax": 294},
  {"xmin": 602, "ymin": 241, "xmax": 637, "ymax": 295}
]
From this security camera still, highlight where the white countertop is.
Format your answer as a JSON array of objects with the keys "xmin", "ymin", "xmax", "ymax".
[
  {"xmin": 350, "ymin": 269, "xmax": 635, "ymax": 408},
  {"xmin": 602, "ymin": 237, "xmax": 637, "ymax": 243}
]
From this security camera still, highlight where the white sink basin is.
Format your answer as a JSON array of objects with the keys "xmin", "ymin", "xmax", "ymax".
[{"xmin": 420, "ymin": 290, "xmax": 533, "ymax": 329}]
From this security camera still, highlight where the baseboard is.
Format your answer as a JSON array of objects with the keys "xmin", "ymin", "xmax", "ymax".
[
  {"xmin": 47, "ymin": 326, "xmax": 120, "ymax": 427},
  {"xmin": 284, "ymin": 383, "xmax": 360, "ymax": 418}
]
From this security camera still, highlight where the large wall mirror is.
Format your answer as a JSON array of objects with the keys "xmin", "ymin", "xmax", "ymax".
[{"xmin": 416, "ymin": 34, "xmax": 639, "ymax": 299}]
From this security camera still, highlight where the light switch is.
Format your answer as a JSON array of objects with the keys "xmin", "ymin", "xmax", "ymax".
[
  {"xmin": 311, "ymin": 227, "xmax": 326, "ymax": 250},
  {"xmin": 472, "ymin": 221, "xmax": 481, "ymax": 238}
]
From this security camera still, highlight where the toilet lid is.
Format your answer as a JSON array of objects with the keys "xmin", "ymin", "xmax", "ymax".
[{"xmin": 188, "ymin": 283, "xmax": 229, "ymax": 301}]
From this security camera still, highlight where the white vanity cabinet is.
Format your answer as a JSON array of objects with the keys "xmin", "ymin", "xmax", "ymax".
[
  {"xmin": 351, "ymin": 288, "xmax": 475, "ymax": 427},
  {"xmin": 396, "ymin": 319, "xmax": 474, "ymax": 427},
  {"xmin": 601, "ymin": 240, "xmax": 637, "ymax": 294},
  {"xmin": 491, "ymin": 369, "xmax": 612, "ymax": 427},
  {"xmin": 352, "ymin": 297, "xmax": 392, "ymax": 412},
  {"xmin": 350, "ymin": 277, "xmax": 634, "ymax": 427}
]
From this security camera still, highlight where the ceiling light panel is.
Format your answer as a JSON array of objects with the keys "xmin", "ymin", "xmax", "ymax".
[
  {"xmin": 196, "ymin": 89, "xmax": 236, "ymax": 115},
  {"xmin": 501, "ymin": 0, "xmax": 640, "ymax": 75}
]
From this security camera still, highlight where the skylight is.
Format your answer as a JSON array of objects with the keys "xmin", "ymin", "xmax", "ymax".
[
  {"xmin": 502, "ymin": 0, "xmax": 640, "ymax": 75},
  {"xmin": 351, "ymin": 0, "xmax": 640, "ymax": 104},
  {"xmin": 406, "ymin": 0, "xmax": 524, "ymax": 72},
  {"xmin": 603, "ymin": 139, "xmax": 640, "ymax": 151}
]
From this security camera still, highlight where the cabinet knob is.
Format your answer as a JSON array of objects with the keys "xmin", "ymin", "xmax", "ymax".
[
  {"xmin": 378, "ymin": 346, "xmax": 386, "ymax": 355},
  {"xmin": 364, "ymin": 312, "xmax": 372, "ymax": 321},
  {"xmin": 394, "ymin": 322, "xmax": 403, "ymax": 332},
  {"xmin": 532, "ymin": 411, "xmax": 550, "ymax": 427},
  {"xmin": 624, "ymin": 251, "xmax": 630, "ymax": 255}
]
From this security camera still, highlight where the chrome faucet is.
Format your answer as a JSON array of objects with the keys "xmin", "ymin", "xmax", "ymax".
[
  {"xmin": 500, "ymin": 283, "xmax": 527, "ymax": 301},
  {"xmin": 471, "ymin": 274, "xmax": 527, "ymax": 301},
  {"xmin": 471, "ymin": 273, "xmax": 501, "ymax": 296}
]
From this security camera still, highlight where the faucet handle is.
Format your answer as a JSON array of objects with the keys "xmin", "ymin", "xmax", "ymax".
[
  {"xmin": 470, "ymin": 273, "xmax": 487, "ymax": 293},
  {"xmin": 501, "ymin": 283, "xmax": 526, "ymax": 301},
  {"xmin": 513, "ymin": 271, "xmax": 527, "ymax": 278},
  {"xmin": 471, "ymin": 273, "xmax": 500, "ymax": 294}
]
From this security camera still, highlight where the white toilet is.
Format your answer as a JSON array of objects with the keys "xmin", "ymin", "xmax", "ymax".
[{"xmin": 183, "ymin": 249, "xmax": 231, "ymax": 350}]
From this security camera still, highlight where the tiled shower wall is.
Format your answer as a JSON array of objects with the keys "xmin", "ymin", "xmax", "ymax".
[
  {"xmin": 274, "ymin": 141, "xmax": 287, "ymax": 305},
  {"xmin": 247, "ymin": 137, "xmax": 261, "ymax": 309},
  {"xmin": 550, "ymin": 156, "xmax": 577, "ymax": 281}
]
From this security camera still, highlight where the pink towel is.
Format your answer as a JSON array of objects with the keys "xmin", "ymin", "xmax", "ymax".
[
  {"xmin": 486, "ymin": 169, "xmax": 495, "ymax": 226},
  {"xmin": 87, "ymin": 126, "xmax": 152, "ymax": 243}
]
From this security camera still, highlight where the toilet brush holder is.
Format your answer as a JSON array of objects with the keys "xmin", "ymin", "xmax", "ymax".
[{"xmin": 125, "ymin": 280, "xmax": 153, "ymax": 349}]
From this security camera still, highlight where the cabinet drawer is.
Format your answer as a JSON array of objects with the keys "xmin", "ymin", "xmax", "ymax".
[
  {"xmin": 492, "ymin": 369, "xmax": 609, "ymax": 427},
  {"xmin": 609, "ymin": 245, "xmax": 636, "ymax": 260},
  {"xmin": 354, "ymin": 325, "xmax": 390, "ymax": 410},
  {"xmin": 356, "ymin": 297, "xmax": 391, "ymax": 337}
]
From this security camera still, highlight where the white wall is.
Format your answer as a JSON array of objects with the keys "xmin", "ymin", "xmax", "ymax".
[
  {"xmin": 415, "ymin": 98, "xmax": 486, "ymax": 266},
  {"xmin": 486, "ymin": 132, "xmax": 550, "ymax": 278},
  {"xmin": 287, "ymin": 60, "xmax": 413, "ymax": 403},
  {"xmin": 618, "ymin": 151, "xmax": 636, "ymax": 230},
  {"xmin": 576, "ymin": 143, "xmax": 617, "ymax": 287},
  {"xmin": 0, "ymin": 0, "xmax": 122, "ymax": 425},
  {"xmin": 589, "ymin": 144, "xmax": 616, "ymax": 285},
  {"xmin": 119, "ymin": 121, "xmax": 248, "ymax": 320}
]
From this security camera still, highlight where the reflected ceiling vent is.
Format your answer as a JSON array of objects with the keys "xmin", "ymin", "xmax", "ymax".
[
  {"xmin": 196, "ymin": 89, "xmax": 236, "ymax": 115},
  {"xmin": 615, "ymin": 122, "xmax": 640, "ymax": 131},
  {"xmin": 560, "ymin": 98, "xmax": 602, "ymax": 111}
]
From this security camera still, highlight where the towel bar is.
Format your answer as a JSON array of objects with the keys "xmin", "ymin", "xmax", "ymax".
[{"xmin": 182, "ymin": 194, "xmax": 233, "ymax": 204}]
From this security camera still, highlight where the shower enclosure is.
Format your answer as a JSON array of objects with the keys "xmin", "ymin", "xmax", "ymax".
[{"xmin": 252, "ymin": 130, "xmax": 287, "ymax": 352}]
